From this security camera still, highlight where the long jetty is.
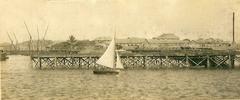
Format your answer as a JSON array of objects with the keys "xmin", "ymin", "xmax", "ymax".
[{"xmin": 31, "ymin": 51, "xmax": 240, "ymax": 69}]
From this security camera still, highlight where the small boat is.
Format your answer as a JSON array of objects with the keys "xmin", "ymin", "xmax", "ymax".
[
  {"xmin": 93, "ymin": 33, "xmax": 124, "ymax": 74},
  {"xmin": 0, "ymin": 50, "xmax": 8, "ymax": 61}
]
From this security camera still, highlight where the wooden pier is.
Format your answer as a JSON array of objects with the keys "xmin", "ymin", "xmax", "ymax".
[{"xmin": 31, "ymin": 54, "xmax": 239, "ymax": 69}]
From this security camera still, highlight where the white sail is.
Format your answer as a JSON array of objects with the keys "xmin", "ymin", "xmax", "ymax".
[
  {"xmin": 116, "ymin": 52, "xmax": 124, "ymax": 69},
  {"xmin": 96, "ymin": 37, "xmax": 115, "ymax": 68}
]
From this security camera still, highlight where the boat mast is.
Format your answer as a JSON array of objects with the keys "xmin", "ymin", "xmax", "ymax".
[{"xmin": 113, "ymin": 31, "xmax": 116, "ymax": 69}]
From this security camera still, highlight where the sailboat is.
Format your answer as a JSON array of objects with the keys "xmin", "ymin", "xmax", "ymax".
[{"xmin": 93, "ymin": 34, "xmax": 124, "ymax": 74}]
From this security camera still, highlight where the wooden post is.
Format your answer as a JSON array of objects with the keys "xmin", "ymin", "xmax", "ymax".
[
  {"xmin": 166, "ymin": 56, "xmax": 169, "ymax": 66},
  {"xmin": 63, "ymin": 58, "xmax": 66, "ymax": 65},
  {"xmin": 78, "ymin": 57, "xmax": 81, "ymax": 68},
  {"xmin": 231, "ymin": 55, "xmax": 235, "ymax": 68},
  {"xmin": 229, "ymin": 55, "xmax": 235, "ymax": 68},
  {"xmin": 185, "ymin": 55, "xmax": 189, "ymax": 67},
  {"xmin": 39, "ymin": 57, "xmax": 42, "ymax": 69},
  {"xmin": 54, "ymin": 57, "xmax": 57, "ymax": 67},
  {"xmin": 143, "ymin": 56, "xmax": 146, "ymax": 69},
  {"xmin": 177, "ymin": 59, "xmax": 180, "ymax": 67},
  {"xmin": 207, "ymin": 55, "xmax": 210, "ymax": 68},
  {"xmin": 160, "ymin": 57, "xmax": 162, "ymax": 66},
  {"xmin": 71, "ymin": 57, "xmax": 74, "ymax": 67},
  {"xmin": 87, "ymin": 57, "xmax": 90, "ymax": 69}
]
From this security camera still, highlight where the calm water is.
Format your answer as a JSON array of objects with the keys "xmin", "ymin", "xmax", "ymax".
[{"xmin": 1, "ymin": 55, "xmax": 240, "ymax": 100}]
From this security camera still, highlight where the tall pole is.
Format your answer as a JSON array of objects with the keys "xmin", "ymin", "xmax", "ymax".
[
  {"xmin": 7, "ymin": 32, "xmax": 16, "ymax": 52},
  {"xmin": 24, "ymin": 21, "xmax": 32, "ymax": 55},
  {"xmin": 231, "ymin": 12, "xmax": 236, "ymax": 68},
  {"xmin": 13, "ymin": 32, "xmax": 19, "ymax": 51},
  {"xmin": 232, "ymin": 12, "xmax": 236, "ymax": 45},
  {"xmin": 37, "ymin": 26, "xmax": 40, "ymax": 54},
  {"xmin": 42, "ymin": 24, "xmax": 49, "ymax": 51}
]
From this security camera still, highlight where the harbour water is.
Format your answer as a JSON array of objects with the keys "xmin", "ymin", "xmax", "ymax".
[{"xmin": 1, "ymin": 55, "xmax": 240, "ymax": 100}]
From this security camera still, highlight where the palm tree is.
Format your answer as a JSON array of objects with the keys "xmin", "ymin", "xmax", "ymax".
[
  {"xmin": 68, "ymin": 35, "xmax": 77, "ymax": 54},
  {"xmin": 69, "ymin": 35, "xmax": 76, "ymax": 43}
]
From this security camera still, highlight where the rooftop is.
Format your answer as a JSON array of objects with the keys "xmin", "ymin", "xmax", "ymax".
[{"xmin": 153, "ymin": 33, "xmax": 180, "ymax": 40}]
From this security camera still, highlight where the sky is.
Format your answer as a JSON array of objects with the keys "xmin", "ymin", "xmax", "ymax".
[{"xmin": 0, "ymin": 0, "xmax": 240, "ymax": 43}]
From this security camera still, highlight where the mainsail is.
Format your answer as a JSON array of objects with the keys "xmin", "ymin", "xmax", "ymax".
[
  {"xmin": 116, "ymin": 52, "xmax": 124, "ymax": 69},
  {"xmin": 96, "ymin": 37, "xmax": 115, "ymax": 68}
]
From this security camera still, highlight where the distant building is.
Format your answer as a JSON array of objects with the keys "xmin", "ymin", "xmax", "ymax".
[
  {"xmin": 94, "ymin": 37, "xmax": 111, "ymax": 41},
  {"xmin": 195, "ymin": 38, "xmax": 230, "ymax": 50},
  {"xmin": 92, "ymin": 34, "xmax": 231, "ymax": 50},
  {"xmin": 141, "ymin": 33, "xmax": 182, "ymax": 50},
  {"xmin": 153, "ymin": 33, "xmax": 180, "ymax": 40},
  {"xmin": 117, "ymin": 37, "xmax": 146, "ymax": 49},
  {"xmin": 0, "ymin": 42, "xmax": 12, "ymax": 51},
  {"xmin": 94, "ymin": 37, "xmax": 111, "ymax": 48},
  {"xmin": 145, "ymin": 39, "xmax": 184, "ymax": 50}
]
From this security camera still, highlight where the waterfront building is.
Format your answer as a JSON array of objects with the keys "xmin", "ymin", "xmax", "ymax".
[{"xmin": 93, "ymin": 33, "xmax": 231, "ymax": 50}]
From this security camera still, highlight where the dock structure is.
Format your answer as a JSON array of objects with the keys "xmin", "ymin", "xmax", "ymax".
[{"xmin": 31, "ymin": 53, "xmax": 239, "ymax": 69}]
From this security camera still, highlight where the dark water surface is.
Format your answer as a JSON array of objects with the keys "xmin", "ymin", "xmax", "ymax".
[{"xmin": 1, "ymin": 55, "xmax": 240, "ymax": 100}]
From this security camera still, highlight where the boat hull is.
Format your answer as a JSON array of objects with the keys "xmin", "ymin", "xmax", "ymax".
[
  {"xmin": 93, "ymin": 70, "xmax": 120, "ymax": 75},
  {"xmin": 0, "ymin": 52, "xmax": 8, "ymax": 61}
]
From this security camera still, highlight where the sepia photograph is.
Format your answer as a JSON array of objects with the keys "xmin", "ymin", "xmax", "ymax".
[{"xmin": 0, "ymin": 0, "xmax": 240, "ymax": 99}]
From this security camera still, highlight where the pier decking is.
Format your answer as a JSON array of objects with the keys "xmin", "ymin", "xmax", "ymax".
[{"xmin": 31, "ymin": 53, "xmax": 239, "ymax": 69}]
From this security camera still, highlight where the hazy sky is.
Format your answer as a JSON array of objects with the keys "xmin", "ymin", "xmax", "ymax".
[{"xmin": 0, "ymin": 0, "xmax": 240, "ymax": 43}]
